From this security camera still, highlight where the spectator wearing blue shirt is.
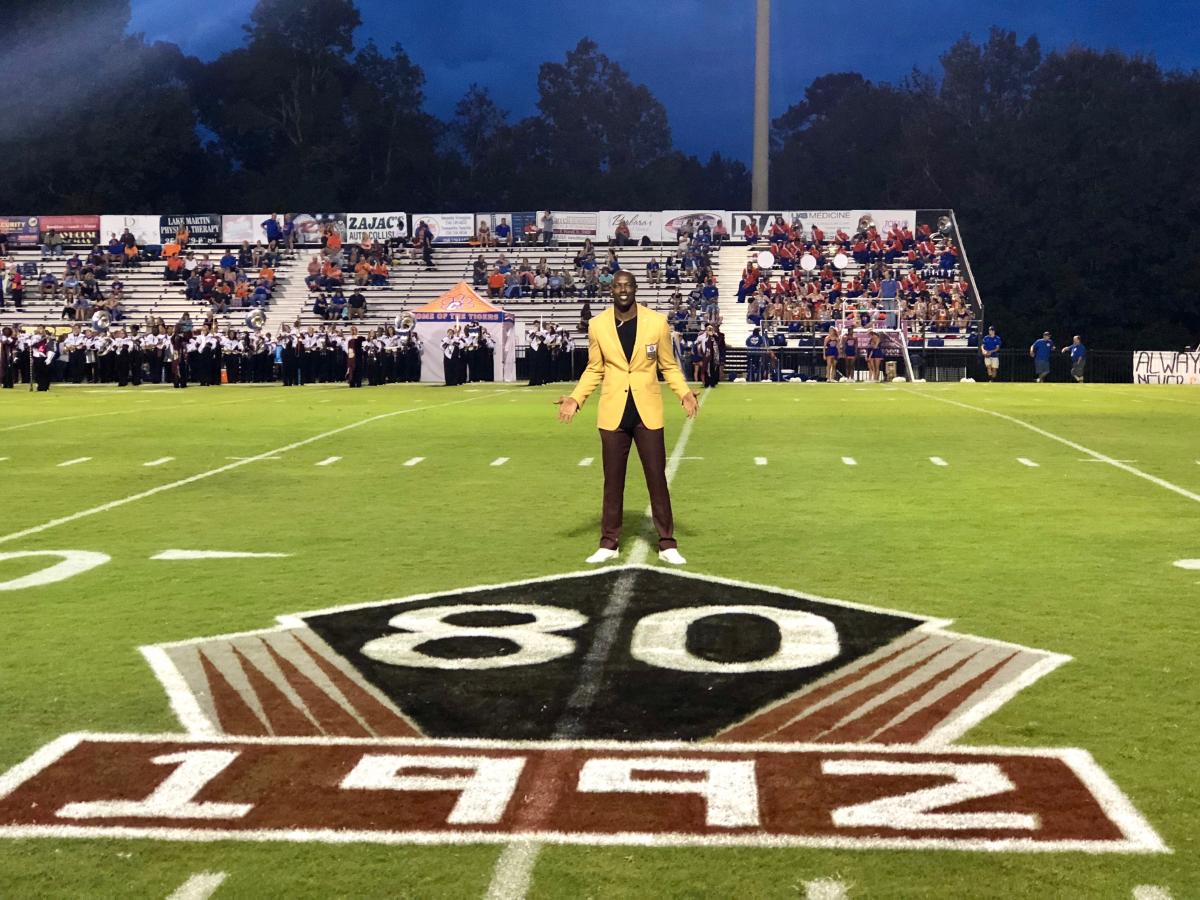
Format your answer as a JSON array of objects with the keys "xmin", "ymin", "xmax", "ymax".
[
  {"xmin": 262, "ymin": 215, "xmax": 283, "ymax": 244},
  {"xmin": 1062, "ymin": 335, "xmax": 1087, "ymax": 383},
  {"xmin": 494, "ymin": 218, "xmax": 511, "ymax": 247},
  {"xmin": 1030, "ymin": 332, "xmax": 1055, "ymax": 382},
  {"xmin": 980, "ymin": 326, "xmax": 1001, "ymax": 381},
  {"xmin": 745, "ymin": 327, "xmax": 765, "ymax": 382}
]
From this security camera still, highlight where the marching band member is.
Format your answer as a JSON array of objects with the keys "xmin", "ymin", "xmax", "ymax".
[
  {"xmin": 61, "ymin": 324, "xmax": 87, "ymax": 384},
  {"xmin": 170, "ymin": 325, "xmax": 190, "ymax": 388},
  {"xmin": 346, "ymin": 325, "xmax": 365, "ymax": 388},
  {"xmin": 221, "ymin": 329, "xmax": 244, "ymax": 383},
  {"xmin": 526, "ymin": 322, "xmax": 550, "ymax": 386},
  {"xmin": 31, "ymin": 327, "xmax": 55, "ymax": 391},
  {"xmin": 441, "ymin": 325, "xmax": 466, "ymax": 386},
  {"xmin": 400, "ymin": 328, "xmax": 422, "ymax": 382},
  {"xmin": 0, "ymin": 325, "xmax": 14, "ymax": 389}
]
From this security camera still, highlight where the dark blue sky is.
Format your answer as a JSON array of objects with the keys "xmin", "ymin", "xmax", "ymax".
[{"xmin": 129, "ymin": 0, "xmax": 1199, "ymax": 162}]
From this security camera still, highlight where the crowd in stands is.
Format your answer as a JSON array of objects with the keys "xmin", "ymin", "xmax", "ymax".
[
  {"xmin": 1, "ymin": 232, "xmax": 131, "ymax": 324},
  {"xmin": 737, "ymin": 217, "xmax": 973, "ymax": 335}
]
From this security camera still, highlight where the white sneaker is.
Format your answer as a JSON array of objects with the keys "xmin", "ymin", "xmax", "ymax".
[
  {"xmin": 658, "ymin": 548, "xmax": 687, "ymax": 565},
  {"xmin": 585, "ymin": 547, "xmax": 620, "ymax": 564}
]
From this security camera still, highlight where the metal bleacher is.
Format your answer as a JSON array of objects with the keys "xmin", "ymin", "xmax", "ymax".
[
  {"xmin": 0, "ymin": 245, "xmax": 301, "ymax": 334},
  {"xmin": 284, "ymin": 243, "xmax": 722, "ymax": 339}
]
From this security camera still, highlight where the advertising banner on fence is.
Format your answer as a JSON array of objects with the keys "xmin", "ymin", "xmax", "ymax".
[
  {"xmin": 39, "ymin": 215, "xmax": 100, "ymax": 245},
  {"xmin": 288, "ymin": 213, "xmax": 346, "ymax": 245},
  {"xmin": 598, "ymin": 210, "xmax": 662, "ymax": 244},
  {"xmin": 159, "ymin": 214, "xmax": 221, "ymax": 245},
  {"xmin": 661, "ymin": 210, "xmax": 728, "ymax": 241},
  {"xmin": 345, "ymin": 212, "xmax": 408, "ymax": 243},
  {"xmin": 476, "ymin": 212, "xmax": 540, "ymax": 243},
  {"xmin": 221, "ymin": 214, "xmax": 278, "ymax": 244},
  {"xmin": 1133, "ymin": 351, "xmax": 1200, "ymax": 384},
  {"xmin": 99, "ymin": 215, "xmax": 160, "ymax": 246},
  {"xmin": 728, "ymin": 210, "xmax": 918, "ymax": 240},
  {"xmin": 412, "ymin": 213, "xmax": 474, "ymax": 243},
  {"xmin": 0, "ymin": 216, "xmax": 41, "ymax": 246},
  {"xmin": 538, "ymin": 210, "xmax": 597, "ymax": 243}
]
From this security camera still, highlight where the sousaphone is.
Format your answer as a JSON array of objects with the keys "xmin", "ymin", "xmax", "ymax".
[{"xmin": 245, "ymin": 308, "xmax": 267, "ymax": 331}]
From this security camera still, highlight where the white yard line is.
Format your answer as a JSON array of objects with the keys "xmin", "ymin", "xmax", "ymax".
[
  {"xmin": 912, "ymin": 391, "xmax": 1200, "ymax": 506},
  {"xmin": 804, "ymin": 880, "xmax": 850, "ymax": 900},
  {"xmin": 56, "ymin": 457, "xmax": 92, "ymax": 468},
  {"xmin": 841, "ymin": 456, "xmax": 857, "ymax": 466},
  {"xmin": 929, "ymin": 456, "xmax": 949, "ymax": 467},
  {"xmin": 167, "ymin": 871, "xmax": 228, "ymax": 900},
  {"xmin": 1017, "ymin": 457, "xmax": 1039, "ymax": 467},
  {"xmin": 577, "ymin": 457, "xmax": 593, "ymax": 467},
  {"xmin": 143, "ymin": 457, "xmax": 174, "ymax": 467},
  {"xmin": 0, "ymin": 393, "xmax": 508, "ymax": 548},
  {"xmin": 754, "ymin": 456, "xmax": 768, "ymax": 466},
  {"xmin": 403, "ymin": 457, "xmax": 425, "ymax": 467},
  {"xmin": 490, "ymin": 457, "xmax": 510, "ymax": 467},
  {"xmin": 315, "ymin": 456, "xmax": 342, "ymax": 467},
  {"xmin": 483, "ymin": 388, "xmax": 709, "ymax": 900},
  {"xmin": 1, "ymin": 397, "xmax": 252, "ymax": 433},
  {"xmin": 1132, "ymin": 887, "xmax": 1174, "ymax": 900},
  {"xmin": 226, "ymin": 456, "xmax": 282, "ymax": 461}
]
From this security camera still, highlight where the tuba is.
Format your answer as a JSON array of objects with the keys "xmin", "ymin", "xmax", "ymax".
[
  {"xmin": 395, "ymin": 311, "xmax": 415, "ymax": 332},
  {"xmin": 856, "ymin": 214, "xmax": 875, "ymax": 233},
  {"xmin": 937, "ymin": 215, "xmax": 953, "ymax": 235},
  {"xmin": 91, "ymin": 310, "xmax": 112, "ymax": 332},
  {"xmin": 245, "ymin": 308, "xmax": 267, "ymax": 331}
]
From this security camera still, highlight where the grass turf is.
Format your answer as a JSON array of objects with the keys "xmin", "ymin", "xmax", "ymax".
[{"xmin": 0, "ymin": 381, "xmax": 1197, "ymax": 898}]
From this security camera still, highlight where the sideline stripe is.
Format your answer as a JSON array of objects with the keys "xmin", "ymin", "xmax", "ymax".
[
  {"xmin": 315, "ymin": 456, "xmax": 341, "ymax": 467},
  {"xmin": 930, "ymin": 456, "xmax": 949, "ymax": 467},
  {"xmin": 912, "ymin": 391, "xmax": 1200, "ymax": 506},
  {"xmin": 167, "ymin": 871, "xmax": 228, "ymax": 900},
  {"xmin": 754, "ymin": 456, "xmax": 768, "ymax": 466},
  {"xmin": 841, "ymin": 457, "xmax": 857, "ymax": 466},
  {"xmin": 57, "ymin": 457, "xmax": 92, "ymax": 468},
  {"xmin": 144, "ymin": 457, "xmax": 175, "ymax": 467},
  {"xmin": 0, "ymin": 393, "xmax": 507, "ymax": 548},
  {"xmin": 483, "ymin": 389, "xmax": 710, "ymax": 900},
  {"xmin": 403, "ymin": 457, "xmax": 424, "ymax": 467},
  {"xmin": 1017, "ymin": 457, "xmax": 1039, "ymax": 467},
  {"xmin": 491, "ymin": 457, "xmax": 510, "ymax": 467},
  {"xmin": 578, "ymin": 457, "xmax": 593, "ymax": 467}
]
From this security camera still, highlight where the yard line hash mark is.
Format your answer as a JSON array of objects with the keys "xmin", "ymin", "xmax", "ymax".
[
  {"xmin": 578, "ymin": 457, "xmax": 593, "ymax": 467},
  {"xmin": 1017, "ymin": 458, "xmax": 1039, "ymax": 467},
  {"xmin": 143, "ymin": 457, "xmax": 174, "ymax": 467},
  {"xmin": 57, "ymin": 457, "xmax": 92, "ymax": 467},
  {"xmin": 403, "ymin": 457, "xmax": 425, "ymax": 467},
  {"xmin": 754, "ymin": 457, "xmax": 768, "ymax": 466},
  {"xmin": 151, "ymin": 550, "xmax": 291, "ymax": 561},
  {"xmin": 0, "ymin": 393, "xmax": 509, "ymax": 548},
  {"xmin": 491, "ymin": 457, "xmax": 510, "ymax": 467},
  {"xmin": 842, "ymin": 457, "xmax": 857, "ymax": 466},
  {"xmin": 315, "ymin": 456, "xmax": 341, "ymax": 467},
  {"xmin": 167, "ymin": 871, "xmax": 228, "ymax": 900},
  {"xmin": 930, "ymin": 456, "xmax": 949, "ymax": 467}
]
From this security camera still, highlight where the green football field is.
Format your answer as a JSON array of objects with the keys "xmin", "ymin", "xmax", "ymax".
[{"xmin": 0, "ymin": 381, "xmax": 1197, "ymax": 899}]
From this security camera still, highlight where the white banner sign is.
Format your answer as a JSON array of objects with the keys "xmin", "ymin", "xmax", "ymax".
[
  {"xmin": 661, "ymin": 210, "xmax": 728, "ymax": 240},
  {"xmin": 1133, "ymin": 351, "xmax": 1200, "ymax": 384},
  {"xmin": 598, "ymin": 211, "xmax": 662, "ymax": 244},
  {"xmin": 728, "ymin": 210, "xmax": 917, "ymax": 240},
  {"xmin": 221, "ymin": 214, "xmax": 278, "ymax": 244},
  {"xmin": 345, "ymin": 212, "xmax": 408, "ymax": 243},
  {"xmin": 99, "ymin": 215, "xmax": 160, "ymax": 246},
  {"xmin": 539, "ymin": 210, "xmax": 597, "ymax": 243},
  {"xmin": 412, "ymin": 213, "xmax": 474, "ymax": 244}
]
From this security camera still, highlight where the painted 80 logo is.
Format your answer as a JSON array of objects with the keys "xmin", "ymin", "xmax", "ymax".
[{"xmin": 359, "ymin": 602, "xmax": 841, "ymax": 673}]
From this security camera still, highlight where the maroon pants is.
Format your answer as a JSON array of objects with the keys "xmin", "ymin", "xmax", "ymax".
[{"xmin": 598, "ymin": 425, "xmax": 676, "ymax": 551}]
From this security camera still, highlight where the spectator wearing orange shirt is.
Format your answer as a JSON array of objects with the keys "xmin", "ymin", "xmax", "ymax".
[
  {"xmin": 258, "ymin": 264, "xmax": 276, "ymax": 286},
  {"xmin": 486, "ymin": 268, "xmax": 505, "ymax": 299},
  {"xmin": 325, "ymin": 227, "xmax": 344, "ymax": 259},
  {"xmin": 369, "ymin": 260, "xmax": 389, "ymax": 287},
  {"xmin": 354, "ymin": 259, "xmax": 371, "ymax": 286},
  {"xmin": 165, "ymin": 254, "xmax": 185, "ymax": 281}
]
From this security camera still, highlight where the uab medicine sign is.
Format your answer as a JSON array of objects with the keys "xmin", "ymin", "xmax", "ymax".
[{"xmin": 0, "ymin": 568, "xmax": 1167, "ymax": 854}]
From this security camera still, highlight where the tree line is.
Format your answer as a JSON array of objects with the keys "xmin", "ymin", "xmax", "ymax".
[{"xmin": 1, "ymin": 1, "xmax": 1195, "ymax": 346}]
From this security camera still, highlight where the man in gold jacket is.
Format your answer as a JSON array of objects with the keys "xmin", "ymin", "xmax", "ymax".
[{"xmin": 557, "ymin": 270, "xmax": 698, "ymax": 564}]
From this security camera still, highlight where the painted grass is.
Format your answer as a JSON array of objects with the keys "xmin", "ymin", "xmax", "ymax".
[{"xmin": 0, "ymin": 381, "xmax": 1197, "ymax": 898}]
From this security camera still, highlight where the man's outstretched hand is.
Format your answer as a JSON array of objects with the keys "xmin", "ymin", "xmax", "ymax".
[
  {"xmin": 555, "ymin": 396, "xmax": 579, "ymax": 424},
  {"xmin": 681, "ymin": 391, "xmax": 699, "ymax": 418}
]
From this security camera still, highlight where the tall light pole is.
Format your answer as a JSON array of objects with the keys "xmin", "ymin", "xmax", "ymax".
[{"xmin": 752, "ymin": 0, "xmax": 770, "ymax": 210}]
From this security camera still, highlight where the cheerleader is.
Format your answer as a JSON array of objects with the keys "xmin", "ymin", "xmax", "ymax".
[
  {"xmin": 822, "ymin": 326, "xmax": 840, "ymax": 382},
  {"xmin": 866, "ymin": 330, "xmax": 884, "ymax": 382},
  {"xmin": 841, "ymin": 327, "xmax": 857, "ymax": 382}
]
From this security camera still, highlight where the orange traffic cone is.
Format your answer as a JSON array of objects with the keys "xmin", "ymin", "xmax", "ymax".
[{"xmin": 220, "ymin": 367, "xmax": 229, "ymax": 385}]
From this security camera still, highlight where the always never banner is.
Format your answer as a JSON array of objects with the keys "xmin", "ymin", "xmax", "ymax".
[{"xmin": 1132, "ymin": 351, "xmax": 1200, "ymax": 384}]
